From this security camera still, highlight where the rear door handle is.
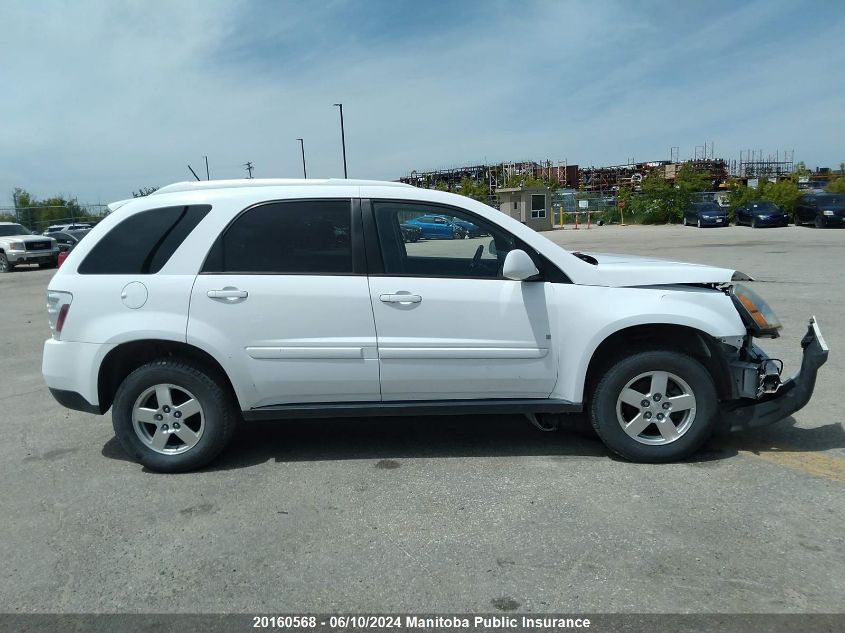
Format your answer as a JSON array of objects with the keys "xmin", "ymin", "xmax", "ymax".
[
  {"xmin": 208, "ymin": 288, "xmax": 248, "ymax": 299},
  {"xmin": 380, "ymin": 293, "xmax": 422, "ymax": 304}
]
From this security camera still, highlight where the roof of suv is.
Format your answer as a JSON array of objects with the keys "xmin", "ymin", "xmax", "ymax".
[
  {"xmin": 153, "ymin": 178, "xmax": 412, "ymax": 195},
  {"xmin": 107, "ymin": 178, "xmax": 414, "ymax": 211}
]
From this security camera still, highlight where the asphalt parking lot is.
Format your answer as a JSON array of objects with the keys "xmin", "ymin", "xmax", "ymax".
[{"xmin": 1, "ymin": 224, "xmax": 843, "ymax": 614}]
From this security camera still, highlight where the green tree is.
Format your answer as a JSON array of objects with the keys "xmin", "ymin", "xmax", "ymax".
[
  {"xmin": 132, "ymin": 186, "xmax": 159, "ymax": 197},
  {"xmin": 627, "ymin": 163, "xmax": 710, "ymax": 224},
  {"xmin": 826, "ymin": 179, "xmax": 845, "ymax": 194},
  {"xmin": 727, "ymin": 178, "xmax": 802, "ymax": 215},
  {"xmin": 9, "ymin": 188, "xmax": 98, "ymax": 231}
]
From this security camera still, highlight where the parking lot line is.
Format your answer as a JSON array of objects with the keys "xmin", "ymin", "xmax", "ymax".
[{"xmin": 737, "ymin": 447, "xmax": 845, "ymax": 483}]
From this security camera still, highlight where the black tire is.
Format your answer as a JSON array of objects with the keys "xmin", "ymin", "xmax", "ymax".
[
  {"xmin": 38, "ymin": 258, "xmax": 58, "ymax": 269},
  {"xmin": 751, "ymin": 218, "xmax": 758, "ymax": 229},
  {"xmin": 815, "ymin": 215, "xmax": 826, "ymax": 229},
  {"xmin": 0, "ymin": 253, "xmax": 10, "ymax": 273},
  {"xmin": 696, "ymin": 219, "xmax": 702, "ymax": 228},
  {"xmin": 112, "ymin": 358, "xmax": 238, "ymax": 472},
  {"xmin": 589, "ymin": 350, "xmax": 718, "ymax": 463}
]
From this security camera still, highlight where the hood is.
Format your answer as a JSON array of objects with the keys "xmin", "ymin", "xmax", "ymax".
[
  {"xmin": 0, "ymin": 234, "xmax": 52, "ymax": 241},
  {"xmin": 577, "ymin": 251, "xmax": 751, "ymax": 287}
]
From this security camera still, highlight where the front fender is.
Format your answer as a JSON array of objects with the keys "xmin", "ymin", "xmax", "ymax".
[{"xmin": 550, "ymin": 284, "xmax": 746, "ymax": 403}]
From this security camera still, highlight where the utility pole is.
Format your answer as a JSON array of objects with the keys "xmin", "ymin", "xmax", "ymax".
[
  {"xmin": 333, "ymin": 103, "xmax": 348, "ymax": 178},
  {"xmin": 296, "ymin": 138, "xmax": 307, "ymax": 178},
  {"xmin": 205, "ymin": 155, "xmax": 210, "ymax": 180},
  {"xmin": 243, "ymin": 161, "xmax": 254, "ymax": 178}
]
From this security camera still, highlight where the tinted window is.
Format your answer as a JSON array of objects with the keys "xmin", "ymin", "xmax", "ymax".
[
  {"xmin": 695, "ymin": 203, "xmax": 721, "ymax": 212},
  {"xmin": 78, "ymin": 205, "xmax": 211, "ymax": 274},
  {"xmin": 373, "ymin": 201, "xmax": 519, "ymax": 278},
  {"xmin": 203, "ymin": 199, "xmax": 352, "ymax": 274},
  {"xmin": 0, "ymin": 224, "xmax": 31, "ymax": 236}
]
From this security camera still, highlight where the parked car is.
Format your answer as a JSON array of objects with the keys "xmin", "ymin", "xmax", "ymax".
[
  {"xmin": 449, "ymin": 217, "xmax": 483, "ymax": 238},
  {"xmin": 399, "ymin": 222, "xmax": 421, "ymax": 243},
  {"xmin": 43, "ymin": 223, "xmax": 93, "ymax": 234},
  {"xmin": 404, "ymin": 214, "xmax": 466, "ymax": 239},
  {"xmin": 794, "ymin": 193, "xmax": 845, "ymax": 228},
  {"xmin": 0, "ymin": 222, "xmax": 59, "ymax": 272},
  {"xmin": 735, "ymin": 201, "xmax": 789, "ymax": 228},
  {"xmin": 683, "ymin": 202, "xmax": 729, "ymax": 227},
  {"xmin": 42, "ymin": 178, "xmax": 827, "ymax": 472},
  {"xmin": 797, "ymin": 180, "xmax": 828, "ymax": 194},
  {"xmin": 43, "ymin": 229, "xmax": 91, "ymax": 252}
]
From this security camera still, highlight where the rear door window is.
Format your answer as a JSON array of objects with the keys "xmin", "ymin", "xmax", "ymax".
[{"xmin": 202, "ymin": 199, "xmax": 353, "ymax": 274}]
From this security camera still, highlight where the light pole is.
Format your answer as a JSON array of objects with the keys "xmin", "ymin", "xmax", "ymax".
[
  {"xmin": 333, "ymin": 103, "xmax": 348, "ymax": 178},
  {"xmin": 296, "ymin": 138, "xmax": 307, "ymax": 178}
]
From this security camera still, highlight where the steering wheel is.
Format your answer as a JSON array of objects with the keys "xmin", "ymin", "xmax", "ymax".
[{"xmin": 469, "ymin": 245, "xmax": 484, "ymax": 271}]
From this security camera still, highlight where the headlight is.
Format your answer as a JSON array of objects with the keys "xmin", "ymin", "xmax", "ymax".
[
  {"xmin": 823, "ymin": 210, "xmax": 834, "ymax": 216},
  {"xmin": 757, "ymin": 214, "xmax": 768, "ymax": 219},
  {"xmin": 731, "ymin": 284, "xmax": 782, "ymax": 338},
  {"xmin": 9, "ymin": 241, "xmax": 24, "ymax": 250}
]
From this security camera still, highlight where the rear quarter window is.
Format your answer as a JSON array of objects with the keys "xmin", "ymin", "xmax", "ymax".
[{"xmin": 78, "ymin": 205, "xmax": 211, "ymax": 274}]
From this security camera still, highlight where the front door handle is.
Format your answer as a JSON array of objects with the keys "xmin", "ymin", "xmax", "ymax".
[
  {"xmin": 380, "ymin": 293, "xmax": 422, "ymax": 304},
  {"xmin": 208, "ymin": 288, "xmax": 248, "ymax": 300}
]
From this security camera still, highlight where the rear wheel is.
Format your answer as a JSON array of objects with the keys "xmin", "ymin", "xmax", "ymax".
[
  {"xmin": 39, "ymin": 257, "xmax": 58, "ymax": 269},
  {"xmin": 112, "ymin": 358, "xmax": 238, "ymax": 472},
  {"xmin": 589, "ymin": 350, "xmax": 718, "ymax": 462}
]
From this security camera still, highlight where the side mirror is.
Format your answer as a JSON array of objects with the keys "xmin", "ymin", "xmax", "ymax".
[
  {"xmin": 487, "ymin": 239, "xmax": 496, "ymax": 255},
  {"xmin": 503, "ymin": 249, "xmax": 539, "ymax": 281}
]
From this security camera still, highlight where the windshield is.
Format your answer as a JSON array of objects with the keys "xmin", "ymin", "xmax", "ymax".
[
  {"xmin": 67, "ymin": 229, "xmax": 90, "ymax": 239},
  {"xmin": 749, "ymin": 202, "xmax": 778, "ymax": 211},
  {"xmin": 695, "ymin": 203, "xmax": 722, "ymax": 213},
  {"xmin": 816, "ymin": 195, "xmax": 844, "ymax": 208},
  {"xmin": 0, "ymin": 224, "xmax": 31, "ymax": 237}
]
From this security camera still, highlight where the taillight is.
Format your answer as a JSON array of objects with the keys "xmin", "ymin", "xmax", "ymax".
[{"xmin": 46, "ymin": 291, "xmax": 73, "ymax": 339}]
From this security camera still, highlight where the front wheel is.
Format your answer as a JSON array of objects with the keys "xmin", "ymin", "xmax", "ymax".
[
  {"xmin": 112, "ymin": 358, "xmax": 239, "ymax": 472},
  {"xmin": 815, "ymin": 215, "xmax": 826, "ymax": 229},
  {"xmin": 0, "ymin": 253, "xmax": 10, "ymax": 273},
  {"xmin": 751, "ymin": 218, "xmax": 758, "ymax": 229},
  {"xmin": 589, "ymin": 350, "xmax": 718, "ymax": 462}
]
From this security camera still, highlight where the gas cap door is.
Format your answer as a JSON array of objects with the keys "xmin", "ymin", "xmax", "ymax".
[{"xmin": 121, "ymin": 281, "xmax": 148, "ymax": 309}]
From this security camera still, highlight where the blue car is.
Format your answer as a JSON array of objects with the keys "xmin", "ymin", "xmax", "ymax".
[
  {"xmin": 683, "ymin": 202, "xmax": 729, "ymax": 227},
  {"xmin": 735, "ymin": 201, "xmax": 789, "ymax": 228},
  {"xmin": 404, "ymin": 214, "xmax": 466, "ymax": 239}
]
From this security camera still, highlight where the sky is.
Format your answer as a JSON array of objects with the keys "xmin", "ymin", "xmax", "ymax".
[{"xmin": 1, "ymin": 0, "xmax": 844, "ymax": 205}]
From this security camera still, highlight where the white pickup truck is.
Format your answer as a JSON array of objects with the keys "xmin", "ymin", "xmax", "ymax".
[{"xmin": 0, "ymin": 222, "xmax": 59, "ymax": 272}]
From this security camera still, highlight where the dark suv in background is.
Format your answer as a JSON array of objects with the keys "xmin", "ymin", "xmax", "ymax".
[{"xmin": 795, "ymin": 194, "xmax": 845, "ymax": 228}]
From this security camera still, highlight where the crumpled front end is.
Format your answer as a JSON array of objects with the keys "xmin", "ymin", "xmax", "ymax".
[{"xmin": 720, "ymin": 317, "xmax": 828, "ymax": 431}]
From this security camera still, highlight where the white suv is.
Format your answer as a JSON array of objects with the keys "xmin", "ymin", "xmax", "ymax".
[{"xmin": 42, "ymin": 179, "xmax": 828, "ymax": 472}]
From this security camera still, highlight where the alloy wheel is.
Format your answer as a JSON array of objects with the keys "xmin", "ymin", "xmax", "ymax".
[
  {"xmin": 132, "ymin": 383, "xmax": 205, "ymax": 455},
  {"xmin": 615, "ymin": 371, "xmax": 697, "ymax": 445}
]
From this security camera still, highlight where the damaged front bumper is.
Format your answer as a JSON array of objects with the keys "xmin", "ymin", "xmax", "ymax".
[{"xmin": 721, "ymin": 317, "xmax": 828, "ymax": 432}]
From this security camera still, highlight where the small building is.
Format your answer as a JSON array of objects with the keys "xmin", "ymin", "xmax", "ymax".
[{"xmin": 495, "ymin": 187, "xmax": 553, "ymax": 231}]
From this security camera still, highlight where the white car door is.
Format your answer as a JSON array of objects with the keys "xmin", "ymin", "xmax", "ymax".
[
  {"xmin": 187, "ymin": 198, "xmax": 380, "ymax": 409},
  {"xmin": 365, "ymin": 199, "xmax": 558, "ymax": 401}
]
